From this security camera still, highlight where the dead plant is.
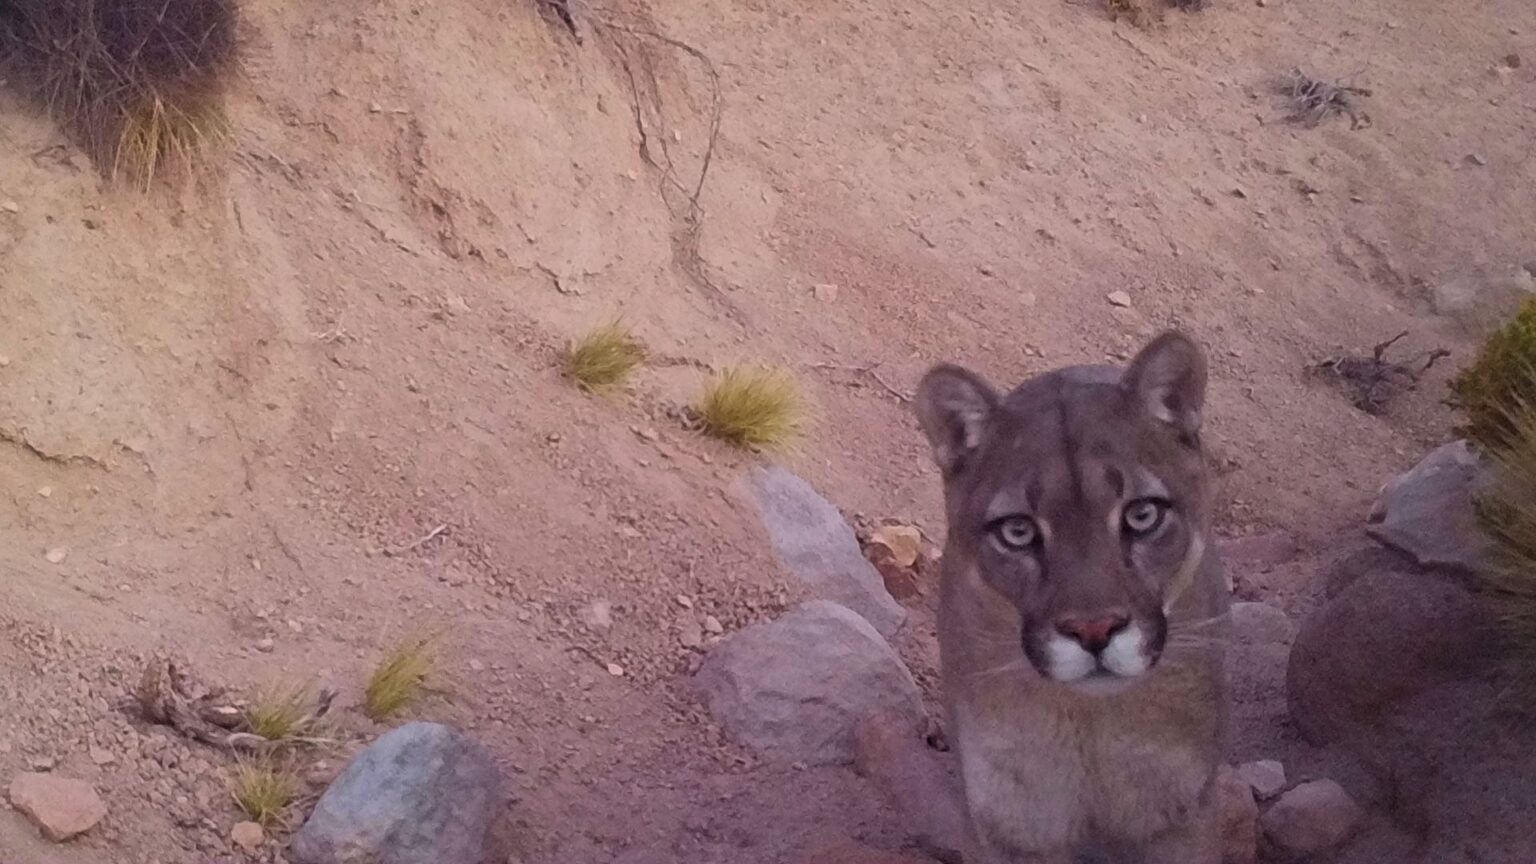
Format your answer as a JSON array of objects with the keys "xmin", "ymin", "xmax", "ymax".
[
  {"xmin": 0, "ymin": 0, "xmax": 239, "ymax": 187},
  {"xmin": 1280, "ymin": 68, "xmax": 1372, "ymax": 129}
]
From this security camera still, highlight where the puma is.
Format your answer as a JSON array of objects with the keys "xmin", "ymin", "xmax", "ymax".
[{"xmin": 913, "ymin": 331, "xmax": 1229, "ymax": 864}]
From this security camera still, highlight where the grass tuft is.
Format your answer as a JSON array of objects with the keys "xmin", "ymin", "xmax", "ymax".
[
  {"xmin": 243, "ymin": 682, "xmax": 317, "ymax": 741},
  {"xmin": 1476, "ymin": 399, "xmax": 1536, "ymax": 704},
  {"xmin": 562, "ymin": 319, "xmax": 646, "ymax": 392},
  {"xmin": 229, "ymin": 757, "xmax": 297, "ymax": 825},
  {"xmin": 694, "ymin": 366, "xmax": 805, "ymax": 451},
  {"xmin": 1453, "ymin": 297, "xmax": 1536, "ymax": 451},
  {"xmin": 0, "ymin": 0, "xmax": 239, "ymax": 187},
  {"xmin": 364, "ymin": 635, "xmax": 435, "ymax": 721}
]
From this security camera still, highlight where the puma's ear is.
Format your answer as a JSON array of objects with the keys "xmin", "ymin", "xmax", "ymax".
[
  {"xmin": 1124, "ymin": 331, "xmax": 1208, "ymax": 438},
  {"xmin": 915, "ymin": 364, "xmax": 1000, "ymax": 477}
]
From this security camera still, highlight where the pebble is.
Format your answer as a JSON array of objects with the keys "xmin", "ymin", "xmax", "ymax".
[
  {"xmin": 1238, "ymin": 759, "xmax": 1288, "ymax": 800},
  {"xmin": 44, "ymin": 547, "xmax": 69, "ymax": 565},
  {"xmin": 1261, "ymin": 779, "xmax": 1363, "ymax": 856},
  {"xmin": 581, "ymin": 600, "xmax": 615, "ymax": 634},
  {"xmin": 703, "ymin": 615, "xmax": 724, "ymax": 635},
  {"xmin": 812, "ymin": 283, "xmax": 840, "ymax": 302},
  {"xmin": 674, "ymin": 594, "xmax": 694, "ymax": 610},
  {"xmin": 231, "ymin": 820, "xmax": 266, "ymax": 850},
  {"xmin": 255, "ymin": 638, "xmax": 276, "ymax": 653},
  {"xmin": 88, "ymin": 746, "xmax": 116, "ymax": 767},
  {"xmin": 1106, "ymin": 290, "xmax": 1133, "ymax": 308},
  {"xmin": 606, "ymin": 663, "xmax": 625, "ymax": 677},
  {"xmin": 0, "ymin": 200, "xmax": 18, "ymax": 213},
  {"xmin": 37, "ymin": 486, "xmax": 52, "ymax": 498}
]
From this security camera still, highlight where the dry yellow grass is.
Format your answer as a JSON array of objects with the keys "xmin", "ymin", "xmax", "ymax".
[
  {"xmin": 562, "ymin": 319, "xmax": 646, "ymax": 392},
  {"xmin": 1477, "ymin": 401, "xmax": 1536, "ymax": 703},
  {"xmin": 364, "ymin": 635, "xmax": 435, "ymax": 721},
  {"xmin": 694, "ymin": 366, "xmax": 806, "ymax": 451},
  {"xmin": 0, "ymin": 0, "xmax": 238, "ymax": 187},
  {"xmin": 229, "ymin": 757, "xmax": 297, "ymax": 825},
  {"xmin": 243, "ymin": 682, "xmax": 317, "ymax": 741}
]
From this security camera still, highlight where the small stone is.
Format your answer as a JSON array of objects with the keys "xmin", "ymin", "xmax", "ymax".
[
  {"xmin": 679, "ymin": 619, "xmax": 704, "ymax": 649},
  {"xmin": 1464, "ymin": 153, "xmax": 1489, "ymax": 167},
  {"xmin": 37, "ymin": 486, "xmax": 52, "ymax": 498},
  {"xmin": 8, "ymin": 773, "xmax": 108, "ymax": 841},
  {"xmin": 1261, "ymin": 779, "xmax": 1362, "ymax": 856},
  {"xmin": 287, "ymin": 619, "xmax": 304, "ymax": 634},
  {"xmin": 703, "ymin": 615, "xmax": 724, "ymax": 635},
  {"xmin": 1106, "ymin": 290, "xmax": 1133, "ymax": 308},
  {"xmin": 0, "ymin": 354, "xmax": 10, "ymax": 367},
  {"xmin": 606, "ymin": 663, "xmax": 625, "ymax": 677},
  {"xmin": 88, "ymin": 746, "xmax": 116, "ymax": 767},
  {"xmin": 631, "ymin": 425, "xmax": 659, "ymax": 442},
  {"xmin": 1367, "ymin": 440, "xmax": 1495, "ymax": 572},
  {"xmin": 581, "ymin": 600, "xmax": 615, "ymax": 634},
  {"xmin": 0, "ymin": 200, "xmax": 18, "ymax": 213},
  {"xmin": 868, "ymin": 524, "xmax": 922, "ymax": 569},
  {"xmin": 696, "ymin": 600, "xmax": 924, "ymax": 766},
  {"xmin": 231, "ymin": 820, "xmax": 265, "ymax": 850},
  {"xmin": 28, "ymin": 755, "xmax": 56, "ymax": 772},
  {"xmin": 812, "ymin": 283, "xmax": 840, "ymax": 302},
  {"xmin": 44, "ymin": 547, "xmax": 68, "ymax": 565},
  {"xmin": 291, "ymin": 723, "xmax": 502, "ymax": 864},
  {"xmin": 675, "ymin": 594, "xmax": 694, "ymax": 610},
  {"xmin": 468, "ymin": 659, "xmax": 485, "ymax": 672},
  {"xmin": 255, "ymin": 638, "xmax": 276, "ymax": 653},
  {"xmin": 1237, "ymin": 759, "xmax": 1287, "ymax": 800},
  {"xmin": 746, "ymin": 467, "xmax": 906, "ymax": 637}
]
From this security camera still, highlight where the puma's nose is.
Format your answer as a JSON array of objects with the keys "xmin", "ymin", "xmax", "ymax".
[{"xmin": 1055, "ymin": 612, "xmax": 1131, "ymax": 654}]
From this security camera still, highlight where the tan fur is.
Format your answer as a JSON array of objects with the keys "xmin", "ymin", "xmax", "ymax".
[{"xmin": 916, "ymin": 332, "xmax": 1229, "ymax": 864}]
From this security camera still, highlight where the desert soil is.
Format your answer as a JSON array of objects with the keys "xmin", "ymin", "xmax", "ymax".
[{"xmin": 1, "ymin": 0, "xmax": 1533, "ymax": 862}]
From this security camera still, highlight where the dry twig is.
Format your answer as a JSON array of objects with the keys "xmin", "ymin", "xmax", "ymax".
[
  {"xmin": 1281, "ymin": 68, "xmax": 1372, "ymax": 129},
  {"xmin": 133, "ymin": 657, "xmax": 336, "ymax": 752},
  {"xmin": 1311, "ymin": 331, "xmax": 1449, "ymax": 414}
]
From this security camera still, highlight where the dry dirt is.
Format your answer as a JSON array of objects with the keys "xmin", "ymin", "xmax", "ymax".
[{"xmin": 0, "ymin": 0, "xmax": 1533, "ymax": 862}]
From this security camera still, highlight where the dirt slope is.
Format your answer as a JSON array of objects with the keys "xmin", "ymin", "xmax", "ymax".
[{"xmin": 1, "ymin": 0, "xmax": 1533, "ymax": 861}]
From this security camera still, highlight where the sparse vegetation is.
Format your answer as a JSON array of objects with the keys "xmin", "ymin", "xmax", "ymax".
[
  {"xmin": 562, "ymin": 319, "xmax": 646, "ymax": 392},
  {"xmin": 243, "ymin": 682, "xmax": 318, "ymax": 742},
  {"xmin": 694, "ymin": 366, "xmax": 805, "ymax": 451},
  {"xmin": 229, "ymin": 757, "xmax": 297, "ymax": 825},
  {"xmin": 1453, "ymin": 297, "xmax": 1536, "ymax": 450},
  {"xmin": 1477, "ymin": 402, "xmax": 1536, "ymax": 703},
  {"xmin": 364, "ymin": 635, "xmax": 435, "ymax": 721},
  {"xmin": 0, "ymin": 0, "xmax": 238, "ymax": 186}
]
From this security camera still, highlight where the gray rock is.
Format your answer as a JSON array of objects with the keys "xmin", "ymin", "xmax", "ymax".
[
  {"xmin": 1260, "ymin": 779, "xmax": 1362, "ymax": 857},
  {"xmin": 695, "ymin": 600, "xmax": 924, "ymax": 766},
  {"xmin": 746, "ymin": 466, "xmax": 906, "ymax": 636},
  {"xmin": 1429, "ymin": 265, "xmax": 1536, "ymax": 335},
  {"xmin": 7, "ymin": 772, "xmax": 107, "ymax": 841},
  {"xmin": 1237, "ymin": 759, "xmax": 1287, "ymax": 800},
  {"xmin": 1366, "ymin": 440, "xmax": 1495, "ymax": 573},
  {"xmin": 1287, "ymin": 570, "xmax": 1490, "ymax": 746},
  {"xmin": 1230, "ymin": 602, "xmax": 1295, "ymax": 645},
  {"xmin": 291, "ymin": 722, "xmax": 502, "ymax": 864}
]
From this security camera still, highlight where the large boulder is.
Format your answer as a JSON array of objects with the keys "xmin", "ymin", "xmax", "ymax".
[
  {"xmin": 1287, "ymin": 569, "xmax": 1490, "ymax": 745},
  {"xmin": 291, "ymin": 722, "xmax": 502, "ymax": 864},
  {"xmin": 695, "ymin": 600, "xmax": 924, "ymax": 766},
  {"xmin": 746, "ymin": 467, "xmax": 907, "ymax": 636},
  {"xmin": 1366, "ymin": 440, "xmax": 1495, "ymax": 573}
]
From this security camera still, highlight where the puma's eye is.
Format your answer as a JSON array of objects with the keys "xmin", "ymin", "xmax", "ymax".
[
  {"xmin": 991, "ymin": 516, "xmax": 1039, "ymax": 551},
  {"xmin": 1122, "ymin": 498, "xmax": 1168, "ymax": 536}
]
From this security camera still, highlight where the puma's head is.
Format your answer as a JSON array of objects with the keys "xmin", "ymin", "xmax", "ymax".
[{"xmin": 915, "ymin": 332, "xmax": 1212, "ymax": 692}]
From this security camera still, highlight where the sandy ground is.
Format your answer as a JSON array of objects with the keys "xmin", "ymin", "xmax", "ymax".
[{"xmin": 1, "ymin": 0, "xmax": 1533, "ymax": 861}]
